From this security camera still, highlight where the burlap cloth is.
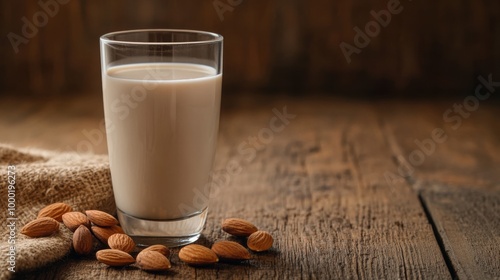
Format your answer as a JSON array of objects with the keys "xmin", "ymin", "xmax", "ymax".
[{"xmin": 0, "ymin": 144, "xmax": 115, "ymax": 279}]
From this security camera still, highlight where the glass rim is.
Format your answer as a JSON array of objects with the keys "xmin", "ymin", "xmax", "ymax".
[{"xmin": 100, "ymin": 29, "xmax": 223, "ymax": 45}]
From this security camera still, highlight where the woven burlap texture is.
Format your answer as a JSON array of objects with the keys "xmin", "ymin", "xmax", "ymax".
[{"xmin": 0, "ymin": 144, "xmax": 115, "ymax": 279}]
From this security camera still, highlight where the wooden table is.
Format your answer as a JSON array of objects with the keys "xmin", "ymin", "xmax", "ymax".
[{"xmin": 1, "ymin": 94, "xmax": 499, "ymax": 279}]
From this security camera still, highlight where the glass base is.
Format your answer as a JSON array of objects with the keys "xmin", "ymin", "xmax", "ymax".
[{"xmin": 117, "ymin": 207, "xmax": 208, "ymax": 247}]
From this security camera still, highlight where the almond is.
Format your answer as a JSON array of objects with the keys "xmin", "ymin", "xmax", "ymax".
[
  {"xmin": 62, "ymin": 212, "xmax": 90, "ymax": 232},
  {"xmin": 96, "ymin": 249, "xmax": 135, "ymax": 267},
  {"xmin": 136, "ymin": 250, "xmax": 171, "ymax": 271},
  {"xmin": 247, "ymin": 230, "xmax": 273, "ymax": 252},
  {"xmin": 85, "ymin": 210, "xmax": 118, "ymax": 227},
  {"xmin": 73, "ymin": 225, "xmax": 93, "ymax": 255},
  {"xmin": 91, "ymin": 225, "xmax": 124, "ymax": 244},
  {"xmin": 211, "ymin": 241, "xmax": 251, "ymax": 261},
  {"xmin": 179, "ymin": 244, "xmax": 218, "ymax": 265},
  {"xmin": 21, "ymin": 217, "xmax": 60, "ymax": 237},
  {"xmin": 221, "ymin": 218, "xmax": 258, "ymax": 237},
  {"xmin": 37, "ymin": 202, "xmax": 72, "ymax": 222},
  {"xmin": 142, "ymin": 244, "xmax": 170, "ymax": 258},
  {"xmin": 108, "ymin": 233, "xmax": 135, "ymax": 253}
]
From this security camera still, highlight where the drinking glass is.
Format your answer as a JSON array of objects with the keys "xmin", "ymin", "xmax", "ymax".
[{"xmin": 100, "ymin": 29, "xmax": 223, "ymax": 246}]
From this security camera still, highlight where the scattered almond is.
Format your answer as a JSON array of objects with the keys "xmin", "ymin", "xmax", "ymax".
[
  {"xmin": 91, "ymin": 225, "xmax": 124, "ymax": 244},
  {"xmin": 62, "ymin": 212, "xmax": 90, "ymax": 232},
  {"xmin": 108, "ymin": 233, "xmax": 135, "ymax": 253},
  {"xmin": 222, "ymin": 218, "xmax": 258, "ymax": 237},
  {"xmin": 21, "ymin": 217, "xmax": 60, "ymax": 237},
  {"xmin": 211, "ymin": 241, "xmax": 251, "ymax": 261},
  {"xmin": 85, "ymin": 210, "xmax": 118, "ymax": 227},
  {"xmin": 37, "ymin": 202, "xmax": 72, "ymax": 222},
  {"xmin": 179, "ymin": 244, "xmax": 218, "ymax": 266},
  {"xmin": 247, "ymin": 230, "xmax": 273, "ymax": 252},
  {"xmin": 136, "ymin": 250, "xmax": 171, "ymax": 271},
  {"xmin": 96, "ymin": 249, "xmax": 135, "ymax": 267},
  {"xmin": 142, "ymin": 244, "xmax": 170, "ymax": 258},
  {"xmin": 73, "ymin": 225, "xmax": 93, "ymax": 255}
]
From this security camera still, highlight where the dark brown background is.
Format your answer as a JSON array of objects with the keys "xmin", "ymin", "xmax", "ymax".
[{"xmin": 1, "ymin": 0, "xmax": 499, "ymax": 98}]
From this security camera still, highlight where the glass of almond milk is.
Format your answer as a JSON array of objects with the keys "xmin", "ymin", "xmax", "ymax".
[{"xmin": 100, "ymin": 30, "xmax": 222, "ymax": 247}]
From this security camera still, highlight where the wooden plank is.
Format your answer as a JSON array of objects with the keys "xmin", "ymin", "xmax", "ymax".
[
  {"xmin": 14, "ymin": 97, "xmax": 450, "ymax": 279},
  {"xmin": 420, "ymin": 186, "xmax": 500, "ymax": 279},
  {"xmin": 379, "ymin": 99, "xmax": 500, "ymax": 279},
  {"xmin": 379, "ymin": 99, "xmax": 500, "ymax": 189},
  {"xmin": 0, "ymin": 95, "xmax": 108, "ymax": 154},
  {"xmin": 336, "ymin": 102, "xmax": 450, "ymax": 279},
  {"xmin": 2, "ymin": 1, "xmax": 499, "ymax": 96}
]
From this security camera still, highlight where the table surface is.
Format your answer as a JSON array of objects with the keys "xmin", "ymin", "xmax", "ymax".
[{"xmin": 1, "ymin": 94, "xmax": 499, "ymax": 279}]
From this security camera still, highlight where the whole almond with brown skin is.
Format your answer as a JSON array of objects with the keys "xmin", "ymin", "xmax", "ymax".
[
  {"xmin": 211, "ymin": 241, "xmax": 251, "ymax": 261},
  {"xmin": 179, "ymin": 244, "xmax": 218, "ymax": 265},
  {"xmin": 37, "ymin": 202, "xmax": 72, "ymax": 222},
  {"xmin": 73, "ymin": 225, "xmax": 93, "ymax": 255},
  {"xmin": 142, "ymin": 244, "xmax": 170, "ymax": 258},
  {"xmin": 85, "ymin": 210, "xmax": 118, "ymax": 227},
  {"xmin": 21, "ymin": 217, "xmax": 60, "ymax": 237},
  {"xmin": 91, "ymin": 225, "xmax": 124, "ymax": 244},
  {"xmin": 136, "ymin": 250, "xmax": 171, "ymax": 271},
  {"xmin": 108, "ymin": 233, "xmax": 135, "ymax": 253},
  {"xmin": 222, "ymin": 218, "xmax": 258, "ymax": 237},
  {"xmin": 247, "ymin": 230, "xmax": 274, "ymax": 252},
  {"xmin": 96, "ymin": 249, "xmax": 135, "ymax": 267},
  {"xmin": 62, "ymin": 212, "xmax": 90, "ymax": 232}
]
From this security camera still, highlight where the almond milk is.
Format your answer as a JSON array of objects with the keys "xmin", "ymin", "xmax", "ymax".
[{"xmin": 103, "ymin": 63, "xmax": 221, "ymax": 220}]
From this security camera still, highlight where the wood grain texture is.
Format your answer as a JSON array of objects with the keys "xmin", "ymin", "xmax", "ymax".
[
  {"xmin": 421, "ymin": 186, "xmax": 500, "ymax": 280},
  {"xmin": 0, "ymin": 96, "xmax": 107, "ymax": 154},
  {"xmin": 1, "ymin": 96, "xmax": 472, "ymax": 279},
  {"xmin": 371, "ymin": 99, "xmax": 500, "ymax": 280},
  {"xmin": 378, "ymin": 99, "xmax": 500, "ymax": 190}
]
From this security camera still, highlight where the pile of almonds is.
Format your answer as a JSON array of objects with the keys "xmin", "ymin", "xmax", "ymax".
[
  {"xmin": 21, "ymin": 202, "xmax": 170, "ymax": 271},
  {"xmin": 179, "ymin": 218, "xmax": 274, "ymax": 265},
  {"xmin": 21, "ymin": 202, "xmax": 275, "ymax": 272}
]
